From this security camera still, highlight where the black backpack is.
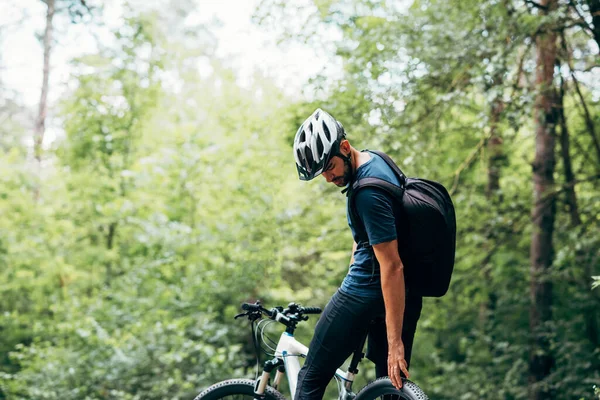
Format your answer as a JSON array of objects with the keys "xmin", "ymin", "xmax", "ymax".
[{"xmin": 346, "ymin": 150, "xmax": 456, "ymax": 297}]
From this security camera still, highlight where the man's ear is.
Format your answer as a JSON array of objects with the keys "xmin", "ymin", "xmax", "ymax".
[{"xmin": 340, "ymin": 139, "xmax": 350, "ymax": 154}]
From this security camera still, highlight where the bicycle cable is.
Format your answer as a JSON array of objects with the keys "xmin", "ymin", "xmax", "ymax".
[
  {"xmin": 251, "ymin": 319, "xmax": 260, "ymax": 380},
  {"xmin": 257, "ymin": 319, "xmax": 278, "ymax": 355},
  {"xmin": 250, "ymin": 316, "xmax": 278, "ymax": 380}
]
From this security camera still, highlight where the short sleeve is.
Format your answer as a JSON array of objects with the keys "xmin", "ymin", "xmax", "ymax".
[{"xmin": 354, "ymin": 187, "xmax": 397, "ymax": 246}]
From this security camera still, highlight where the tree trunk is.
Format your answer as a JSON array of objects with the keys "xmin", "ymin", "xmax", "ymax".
[
  {"xmin": 479, "ymin": 88, "xmax": 504, "ymax": 330},
  {"xmin": 529, "ymin": 1, "xmax": 558, "ymax": 398},
  {"xmin": 557, "ymin": 73, "xmax": 581, "ymax": 227},
  {"xmin": 34, "ymin": 0, "xmax": 56, "ymax": 198},
  {"xmin": 486, "ymin": 95, "xmax": 505, "ymax": 199},
  {"xmin": 105, "ymin": 222, "xmax": 117, "ymax": 286}
]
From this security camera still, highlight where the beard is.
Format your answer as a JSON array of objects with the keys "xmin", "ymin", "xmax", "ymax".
[{"xmin": 333, "ymin": 158, "xmax": 353, "ymax": 187}]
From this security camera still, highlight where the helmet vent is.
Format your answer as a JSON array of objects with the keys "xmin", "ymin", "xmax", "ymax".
[
  {"xmin": 308, "ymin": 122, "xmax": 313, "ymax": 134},
  {"xmin": 323, "ymin": 123, "xmax": 331, "ymax": 141},
  {"xmin": 299, "ymin": 131, "xmax": 306, "ymax": 143},
  {"xmin": 305, "ymin": 149, "xmax": 314, "ymax": 170},
  {"xmin": 316, "ymin": 135, "xmax": 324, "ymax": 157},
  {"xmin": 315, "ymin": 110, "xmax": 320, "ymax": 120}
]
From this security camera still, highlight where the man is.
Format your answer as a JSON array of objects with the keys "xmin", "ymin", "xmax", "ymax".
[{"xmin": 293, "ymin": 108, "xmax": 422, "ymax": 400}]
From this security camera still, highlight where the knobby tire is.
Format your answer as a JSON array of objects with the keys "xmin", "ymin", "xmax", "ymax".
[
  {"xmin": 194, "ymin": 379, "xmax": 286, "ymax": 400},
  {"xmin": 354, "ymin": 377, "xmax": 429, "ymax": 400}
]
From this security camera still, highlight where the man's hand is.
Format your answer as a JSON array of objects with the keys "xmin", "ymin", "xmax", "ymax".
[{"xmin": 388, "ymin": 339, "xmax": 409, "ymax": 389}]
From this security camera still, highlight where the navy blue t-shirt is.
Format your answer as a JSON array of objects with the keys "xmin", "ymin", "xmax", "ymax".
[{"xmin": 340, "ymin": 151, "xmax": 401, "ymax": 298}]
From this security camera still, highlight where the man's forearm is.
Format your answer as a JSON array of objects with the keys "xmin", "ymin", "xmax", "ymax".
[
  {"xmin": 350, "ymin": 241, "xmax": 358, "ymax": 266},
  {"xmin": 380, "ymin": 260, "xmax": 406, "ymax": 346}
]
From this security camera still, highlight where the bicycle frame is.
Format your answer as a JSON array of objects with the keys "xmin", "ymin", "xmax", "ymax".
[{"xmin": 255, "ymin": 331, "xmax": 359, "ymax": 400}]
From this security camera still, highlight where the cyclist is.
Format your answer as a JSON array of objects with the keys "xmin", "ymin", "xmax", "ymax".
[{"xmin": 293, "ymin": 109, "xmax": 423, "ymax": 399}]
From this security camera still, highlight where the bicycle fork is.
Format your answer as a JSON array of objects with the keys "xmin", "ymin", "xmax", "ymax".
[{"xmin": 254, "ymin": 358, "xmax": 285, "ymax": 399}]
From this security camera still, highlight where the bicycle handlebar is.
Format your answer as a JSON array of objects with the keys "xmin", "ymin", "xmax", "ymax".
[
  {"xmin": 302, "ymin": 307, "xmax": 322, "ymax": 314},
  {"xmin": 241, "ymin": 302, "xmax": 272, "ymax": 315},
  {"xmin": 239, "ymin": 301, "xmax": 322, "ymax": 327}
]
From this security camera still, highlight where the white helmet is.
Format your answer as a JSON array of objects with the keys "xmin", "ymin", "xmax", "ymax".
[{"xmin": 293, "ymin": 108, "xmax": 346, "ymax": 181}]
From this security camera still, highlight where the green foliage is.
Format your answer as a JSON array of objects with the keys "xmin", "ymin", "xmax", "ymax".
[
  {"xmin": 255, "ymin": 0, "xmax": 600, "ymax": 398},
  {"xmin": 2, "ymin": 0, "xmax": 600, "ymax": 399}
]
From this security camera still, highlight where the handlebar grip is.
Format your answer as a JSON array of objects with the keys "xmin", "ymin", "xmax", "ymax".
[
  {"xmin": 242, "ymin": 302, "xmax": 274, "ymax": 317},
  {"xmin": 302, "ymin": 307, "xmax": 322, "ymax": 314},
  {"xmin": 242, "ymin": 303, "xmax": 264, "ymax": 312}
]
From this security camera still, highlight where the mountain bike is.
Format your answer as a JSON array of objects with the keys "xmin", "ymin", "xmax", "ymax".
[{"xmin": 194, "ymin": 300, "xmax": 429, "ymax": 400}]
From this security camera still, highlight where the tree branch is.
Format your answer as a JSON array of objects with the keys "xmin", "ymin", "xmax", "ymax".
[
  {"xmin": 571, "ymin": 131, "xmax": 600, "ymax": 176},
  {"xmin": 524, "ymin": 0, "xmax": 549, "ymax": 10},
  {"xmin": 510, "ymin": 41, "xmax": 534, "ymax": 98},
  {"xmin": 533, "ymin": 174, "xmax": 600, "ymax": 224},
  {"xmin": 532, "ymin": 174, "xmax": 600, "ymax": 226},
  {"xmin": 79, "ymin": 0, "xmax": 91, "ymax": 13},
  {"xmin": 585, "ymin": 0, "xmax": 600, "ymax": 52},
  {"xmin": 449, "ymin": 135, "xmax": 488, "ymax": 196},
  {"xmin": 568, "ymin": 0, "xmax": 595, "ymax": 34},
  {"xmin": 562, "ymin": 34, "xmax": 600, "ymax": 166}
]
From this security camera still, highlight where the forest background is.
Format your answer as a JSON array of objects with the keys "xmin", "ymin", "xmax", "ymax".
[{"xmin": 1, "ymin": 0, "xmax": 599, "ymax": 399}]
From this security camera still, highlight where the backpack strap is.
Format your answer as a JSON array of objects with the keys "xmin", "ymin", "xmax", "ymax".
[
  {"xmin": 369, "ymin": 150, "xmax": 407, "ymax": 188},
  {"xmin": 346, "ymin": 151, "xmax": 407, "ymax": 230},
  {"xmin": 350, "ymin": 177, "xmax": 404, "ymax": 199},
  {"xmin": 346, "ymin": 178, "xmax": 406, "ymax": 239},
  {"xmin": 341, "ymin": 150, "xmax": 406, "ymax": 195}
]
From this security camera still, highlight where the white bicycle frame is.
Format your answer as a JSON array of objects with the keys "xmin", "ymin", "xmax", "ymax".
[{"xmin": 255, "ymin": 331, "xmax": 357, "ymax": 400}]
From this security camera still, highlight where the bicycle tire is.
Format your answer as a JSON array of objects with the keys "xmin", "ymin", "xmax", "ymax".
[
  {"xmin": 193, "ymin": 379, "xmax": 286, "ymax": 400},
  {"xmin": 355, "ymin": 377, "xmax": 429, "ymax": 400}
]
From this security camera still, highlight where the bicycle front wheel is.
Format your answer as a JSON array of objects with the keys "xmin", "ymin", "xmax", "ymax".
[
  {"xmin": 194, "ymin": 379, "xmax": 286, "ymax": 400},
  {"xmin": 355, "ymin": 377, "xmax": 429, "ymax": 400}
]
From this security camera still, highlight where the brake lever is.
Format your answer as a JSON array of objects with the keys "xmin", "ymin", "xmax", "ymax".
[
  {"xmin": 234, "ymin": 312, "xmax": 248, "ymax": 319},
  {"xmin": 234, "ymin": 311, "xmax": 263, "ymax": 322}
]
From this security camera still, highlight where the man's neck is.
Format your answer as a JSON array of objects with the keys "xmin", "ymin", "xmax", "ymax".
[{"xmin": 351, "ymin": 148, "xmax": 371, "ymax": 174}]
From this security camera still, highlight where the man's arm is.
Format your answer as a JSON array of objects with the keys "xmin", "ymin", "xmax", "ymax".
[
  {"xmin": 372, "ymin": 239, "xmax": 407, "ymax": 390},
  {"xmin": 352, "ymin": 187, "xmax": 405, "ymax": 387},
  {"xmin": 350, "ymin": 240, "xmax": 357, "ymax": 266}
]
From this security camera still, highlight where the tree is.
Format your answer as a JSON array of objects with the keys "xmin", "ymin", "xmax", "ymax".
[
  {"xmin": 529, "ymin": 0, "xmax": 559, "ymax": 398},
  {"xmin": 33, "ymin": 0, "xmax": 94, "ymax": 199},
  {"xmin": 2, "ymin": 0, "xmax": 599, "ymax": 398},
  {"xmin": 255, "ymin": 0, "xmax": 600, "ymax": 398}
]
